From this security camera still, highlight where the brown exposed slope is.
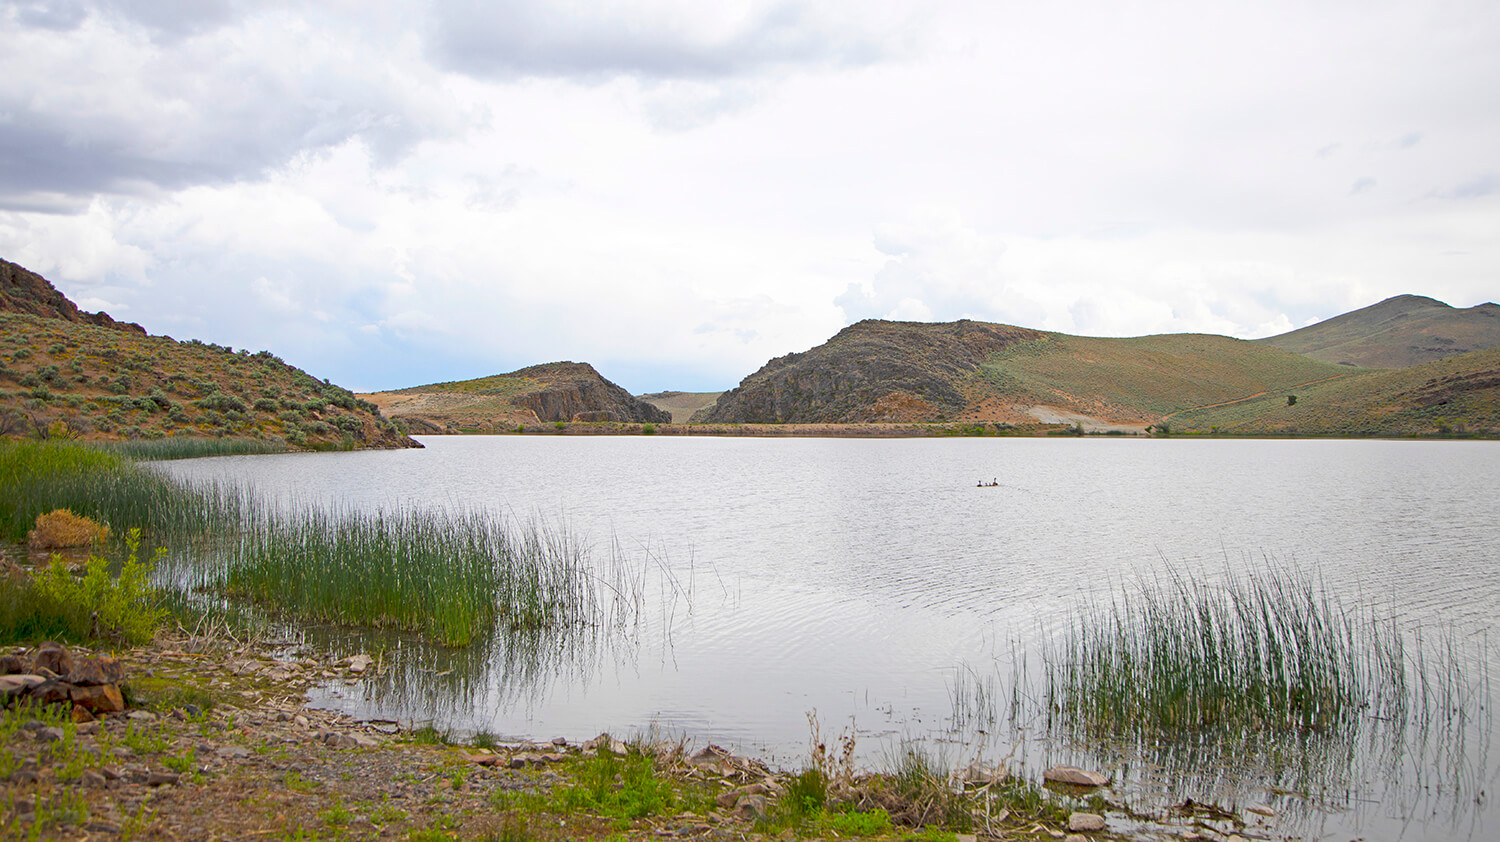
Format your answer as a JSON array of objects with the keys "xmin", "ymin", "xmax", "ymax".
[
  {"xmin": 637, "ymin": 391, "xmax": 722, "ymax": 423},
  {"xmin": 1, "ymin": 258, "xmax": 147, "ymax": 335},
  {"xmin": 701, "ymin": 319, "xmax": 1046, "ymax": 423},
  {"xmin": 363, "ymin": 362, "xmax": 671, "ymax": 433},
  {"xmin": 1256, "ymin": 294, "xmax": 1500, "ymax": 368}
]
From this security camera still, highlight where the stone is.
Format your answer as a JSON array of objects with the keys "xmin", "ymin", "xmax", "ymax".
[
  {"xmin": 81, "ymin": 769, "xmax": 107, "ymax": 788},
  {"xmin": 1246, "ymin": 804, "xmax": 1276, "ymax": 817},
  {"xmin": 1065, "ymin": 836, "xmax": 1089, "ymax": 842},
  {"xmin": 27, "ymin": 678, "xmax": 72, "ymax": 706},
  {"xmin": 146, "ymin": 772, "xmax": 180, "ymax": 787},
  {"xmin": 551, "ymin": 736, "xmax": 568, "ymax": 747},
  {"xmin": 1044, "ymin": 766, "xmax": 1110, "ymax": 787},
  {"xmin": 32, "ymin": 641, "xmax": 72, "ymax": 677},
  {"xmin": 467, "ymin": 753, "xmax": 503, "ymax": 767},
  {"xmin": 71, "ymin": 704, "xmax": 96, "ymax": 723},
  {"xmin": 126, "ymin": 710, "xmax": 157, "ymax": 721},
  {"xmin": 216, "ymin": 745, "xmax": 252, "ymax": 759},
  {"xmin": 1067, "ymin": 812, "xmax": 1107, "ymax": 832},
  {"xmin": 731, "ymin": 794, "xmax": 768, "ymax": 821},
  {"xmin": 67, "ymin": 656, "xmax": 124, "ymax": 686},
  {"xmin": 70, "ymin": 683, "xmax": 126, "ymax": 714},
  {"xmin": 36, "ymin": 726, "xmax": 65, "ymax": 742},
  {"xmin": 347, "ymin": 654, "xmax": 373, "ymax": 674},
  {"xmin": 0, "ymin": 674, "xmax": 46, "ymax": 698},
  {"xmin": 0, "ymin": 654, "xmax": 26, "ymax": 674},
  {"xmin": 965, "ymin": 762, "xmax": 1003, "ymax": 784}
]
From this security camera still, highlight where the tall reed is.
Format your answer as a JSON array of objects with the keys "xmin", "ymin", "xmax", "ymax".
[
  {"xmin": 0, "ymin": 439, "xmax": 239, "ymax": 544},
  {"xmin": 223, "ymin": 507, "xmax": 596, "ymax": 646},
  {"xmin": 99, "ymin": 437, "xmax": 287, "ymax": 461},
  {"xmin": 3, "ymin": 440, "xmax": 601, "ymax": 648},
  {"xmin": 1042, "ymin": 566, "xmax": 1423, "ymax": 739}
]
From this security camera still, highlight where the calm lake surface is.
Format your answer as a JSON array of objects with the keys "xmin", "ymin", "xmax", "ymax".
[{"xmin": 161, "ymin": 437, "xmax": 1500, "ymax": 841}]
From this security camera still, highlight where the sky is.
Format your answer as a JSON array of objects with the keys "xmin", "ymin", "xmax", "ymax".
[{"xmin": 1, "ymin": 1, "xmax": 1497, "ymax": 394}]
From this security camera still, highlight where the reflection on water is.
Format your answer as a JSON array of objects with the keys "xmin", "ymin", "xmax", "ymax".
[{"xmin": 158, "ymin": 437, "xmax": 1500, "ymax": 841}]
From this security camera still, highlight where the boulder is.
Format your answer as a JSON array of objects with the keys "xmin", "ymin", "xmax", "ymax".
[
  {"xmin": 1067, "ymin": 812, "xmax": 1107, "ymax": 832},
  {"xmin": 1044, "ymin": 765, "xmax": 1110, "ymax": 787},
  {"xmin": 0, "ymin": 654, "xmax": 26, "ymax": 675},
  {"xmin": 67, "ymin": 656, "xmax": 124, "ymax": 686},
  {"xmin": 69, "ymin": 683, "xmax": 125, "ymax": 714},
  {"xmin": 33, "ymin": 641, "xmax": 73, "ymax": 677},
  {"xmin": 731, "ymin": 794, "xmax": 768, "ymax": 821}
]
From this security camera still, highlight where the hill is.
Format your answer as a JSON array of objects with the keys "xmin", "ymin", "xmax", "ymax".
[
  {"xmin": 702, "ymin": 320, "xmax": 1048, "ymax": 424},
  {"xmin": 699, "ymin": 317, "xmax": 1499, "ymax": 437},
  {"xmin": 0, "ymin": 259, "xmax": 416, "ymax": 449},
  {"xmin": 1165, "ymin": 347, "xmax": 1500, "ymax": 437},
  {"xmin": 1256, "ymin": 294, "xmax": 1500, "ymax": 368},
  {"xmin": 362, "ymin": 362, "xmax": 671, "ymax": 433},
  {"xmin": 637, "ymin": 391, "xmax": 722, "ymax": 423}
]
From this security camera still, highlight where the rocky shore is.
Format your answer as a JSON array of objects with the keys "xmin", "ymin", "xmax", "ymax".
[{"xmin": 0, "ymin": 638, "xmax": 1276, "ymax": 841}]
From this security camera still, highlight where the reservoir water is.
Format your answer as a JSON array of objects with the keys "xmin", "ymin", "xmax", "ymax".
[{"xmin": 160, "ymin": 436, "xmax": 1500, "ymax": 841}]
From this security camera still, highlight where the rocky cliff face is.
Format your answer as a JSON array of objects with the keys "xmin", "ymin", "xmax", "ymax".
[
  {"xmin": 0, "ymin": 259, "xmax": 146, "ymax": 335},
  {"xmin": 512, "ymin": 362, "xmax": 671, "ymax": 423},
  {"xmin": 363, "ymin": 361, "xmax": 671, "ymax": 431},
  {"xmin": 702, "ymin": 319, "xmax": 1045, "ymax": 423}
]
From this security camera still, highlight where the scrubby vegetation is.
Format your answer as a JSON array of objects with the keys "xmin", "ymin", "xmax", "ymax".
[
  {"xmin": 0, "ymin": 312, "xmax": 409, "ymax": 449},
  {"xmin": 1, "ymin": 439, "xmax": 599, "ymax": 647}
]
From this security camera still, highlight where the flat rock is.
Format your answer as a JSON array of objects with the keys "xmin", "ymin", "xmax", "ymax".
[
  {"xmin": 1044, "ymin": 765, "xmax": 1110, "ymax": 787},
  {"xmin": 1067, "ymin": 812, "xmax": 1107, "ymax": 832},
  {"xmin": 146, "ymin": 772, "xmax": 180, "ymax": 787}
]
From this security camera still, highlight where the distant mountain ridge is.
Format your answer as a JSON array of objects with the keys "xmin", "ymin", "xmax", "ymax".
[
  {"xmin": 1256, "ymin": 294, "xmax": 1500, "ymax": 368},
  {"xmin": 363, "ymin": 362, "xmax": 670, "ymax": 433},
  {"xmin": 697, "ymin": 295, "xmax": 1500, "ymax": 437}
]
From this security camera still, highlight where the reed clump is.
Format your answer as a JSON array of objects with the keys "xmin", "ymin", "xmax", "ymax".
[
  {"xmin": 0, "ymin": 439, "xmax": 238, "ymax": 545},
  {"xmin": 1043, "ymin": 566, "xmax": 1419, "ymax": 739},
  {"xmin": 223, "ymin": 507, "xmax": 596, "ymax": 647},
  {"xmin": 99, "ymin": 436, "xmax": 287, "ymax": 461},
  {"xmin": 2, "ymin": 440, "xmax": 600, "ymax": 648}
]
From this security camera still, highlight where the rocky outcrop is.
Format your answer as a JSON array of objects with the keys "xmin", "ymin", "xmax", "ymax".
[
  {"xmin": 0, "ymin": 641, "xmax": 128, "ymax": 719},
  {"xmin": 365, "ymin": 361, "xmax": 670, "ymax": 430},
  {"xmin": 0, "ymin": 258, "xmax": 146, "ymax": 334},
  {"xmin": 702, "ymin": 319, "xmax": 1044, "ymax": 423},
  {"xmin": 510, "ymin": 362, "xmax": 671, "ymax": 424}
]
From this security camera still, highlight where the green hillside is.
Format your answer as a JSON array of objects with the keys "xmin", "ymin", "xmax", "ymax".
[
  {"xmin": 1257, "ymin": 294, "xmax": 1500, "ymax": 368},
  {"xmin": 0, "ymin": 313, "xmax": 414, "ymax": 449},
  {"xmin": 1168, "ymin": 348, "xmax": 1500, "ymax": 436},
  {"xmin": 975, "ymin": 333, "xmax": 1354, "ymax": 422}
]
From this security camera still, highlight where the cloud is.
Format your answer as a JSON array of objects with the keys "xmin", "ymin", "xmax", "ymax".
[
  {"xmin": 1438, "ymin": 172, "xmax": 1500, "ymax": 200},
  {"xmin": 1350, "ymin": 177, "xmax": 1377, "ymax": 195},
  {"xmin": 0, "ymin": 3, "xmax": 464, "ymax": 209},
  {"xmin": 427, "ymin": 0, "xmax": 904, "ymax": 82}
]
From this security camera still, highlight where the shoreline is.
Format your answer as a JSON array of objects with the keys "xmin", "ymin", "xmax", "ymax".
[{"xmin": 1, "ymin": 634, "xmax": 1274, "ymax": 841}]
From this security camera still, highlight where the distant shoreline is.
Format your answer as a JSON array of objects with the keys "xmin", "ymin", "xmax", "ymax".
[{"xmin": 407, "ymin": 421, "xmax": 1500, "ymax": 440}]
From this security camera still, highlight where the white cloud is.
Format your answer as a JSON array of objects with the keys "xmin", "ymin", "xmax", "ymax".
[{"xmin": 0, "ymin": 0, "xmax": 1496, "ymax": 394}]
